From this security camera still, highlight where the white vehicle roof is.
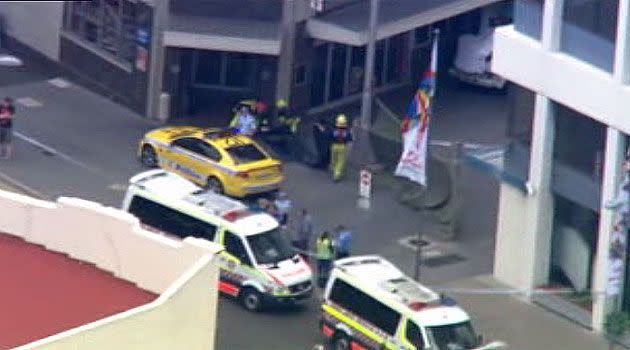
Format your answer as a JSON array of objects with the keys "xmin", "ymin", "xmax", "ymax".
[
  {"xmin": 333, "ymin": 255, "xmax": 470, "ymax": 326},
  {"xmin": 128, "ymin": 169, "xmax": 278, "ymax": 235}
]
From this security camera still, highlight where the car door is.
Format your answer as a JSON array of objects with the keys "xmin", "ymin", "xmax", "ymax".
[
  {"xmin": 218, "ymin": 230, "xmax": 255, "ymax": 296},
  {"xmin": 168, "ymin": 137, "xmax": 206, "ymax": 183},
  {"xmin": 191, "ymin": 140, "xmax": 223, "ymax": 182}
]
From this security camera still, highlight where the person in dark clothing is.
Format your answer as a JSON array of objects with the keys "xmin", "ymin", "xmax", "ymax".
[
  {"xmin": 312, "ymin": 118, "xmax": 332, "ymax": 169},
  {"xmin": 0, "ymin": 97, "xmax": 15, "ymax": 159}
]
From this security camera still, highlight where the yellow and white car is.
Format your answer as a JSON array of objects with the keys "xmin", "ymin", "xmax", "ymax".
[{"xmin": 138, "ymin": 126, "xmax": 283, "ymax": 197}]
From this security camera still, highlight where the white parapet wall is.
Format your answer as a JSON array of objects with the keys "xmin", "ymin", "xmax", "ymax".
[{"xmin": 0, "ymin": 189, "xmax": 222, "ymax": 350}]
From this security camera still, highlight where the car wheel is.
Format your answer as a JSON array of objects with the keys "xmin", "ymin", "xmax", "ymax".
[
  {"xmin": 333, "ymin": 333, "xmax": 351, "ymax": 350},
  {"xmin": 206, "ymin": 176, "xmax": 224, "ymax": 194},
  {"xmin": 240, "ymin": 288, "xmax": 263, "ymax": 312},
  {"xmin": 140, "ymin": 145, "xmax": 158, "ymax": 168}
]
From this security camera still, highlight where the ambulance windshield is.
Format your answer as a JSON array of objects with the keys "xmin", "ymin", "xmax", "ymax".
[
  {"xmin": 246, "ymin": 228, "xmax": 295, "ymax": 265},
  {"xmin": 426, "ymin": 321, "xmax": 478, "ymax": 350}
]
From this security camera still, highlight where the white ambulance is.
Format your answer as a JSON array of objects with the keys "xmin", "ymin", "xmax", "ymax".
[
  {"xmin": 321, "ymin": 255, "xmax": 506, "ymax": 350},
  {"xmin": 122, "ymin": 169, "xmax": 313, "ymax": 311}
]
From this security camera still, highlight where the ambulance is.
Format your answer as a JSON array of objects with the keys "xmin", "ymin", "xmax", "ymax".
[
  {"xmin": 320, "ymin": 256, "xmax": 506, "ymax": 350},
  {"xmin": 122, "ymin": 169, "xmax": 313, "ymax": 311}
]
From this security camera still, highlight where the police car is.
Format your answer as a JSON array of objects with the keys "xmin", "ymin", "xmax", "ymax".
[
  {"xmin": 321, "ymin": 256, "xmax": 506, "ymax": 350},
  {"xmin": 138, "ymin": 126, "xmax": 283, "ymax": 198},
  {"xmin": 122, "ymin": 169, "xmax": 313, "ymax": 311}
]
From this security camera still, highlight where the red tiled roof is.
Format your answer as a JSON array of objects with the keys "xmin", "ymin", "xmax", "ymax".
[{"xmin": 0, "ymin": 233, "xmax": 157, "ymax": 349}]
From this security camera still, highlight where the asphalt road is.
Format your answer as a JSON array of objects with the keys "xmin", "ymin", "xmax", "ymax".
[{"xmin": 0, "ymin": 68, "xmax": 508, "ymax": 349}]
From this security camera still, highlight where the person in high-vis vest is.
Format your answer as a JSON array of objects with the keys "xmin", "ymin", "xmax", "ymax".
[
  {"xmin": 331, "ymin": 114, "xmax": 353, "ymax": 182},
  {"xmin": 276, "ymin": 99, "xmax": 301, "ymax": 135},
  {"xmin": 316, "ymin": 231, "xmax": 335, "ymax": 288}
]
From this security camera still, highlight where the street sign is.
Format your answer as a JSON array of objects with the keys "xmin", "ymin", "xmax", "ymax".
[
  {"xmin": 310, "ymin": 0, "xmax": 324, "ymax": 12},
  {"xmin": 359, "ymin": 169, "xmax": 372, "ymax": 199}
]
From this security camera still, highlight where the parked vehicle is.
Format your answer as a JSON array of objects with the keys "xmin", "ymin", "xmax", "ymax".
[{"xmin": 122, "ymin": 169, "xmax": 313, "ymax": 312}]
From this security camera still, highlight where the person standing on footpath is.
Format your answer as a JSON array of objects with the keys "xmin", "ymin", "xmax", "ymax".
[
  {"xmin": 316, "ymin": 231, "xmax": 335, "ymax": 288},
  {"xmin": 335, "ymin": 225, "xmax": 352, "ymax": 259},
  {"xmin": 294, "ymin": 208, "xmax": 313, "ymax": 261},
  {"xmin": 274, "ymin": 191, "xmax": 292, "ymax": 229},
  {"xmin": 312, "ymin": 117, "xmax": 332, "ymax": 169},
  {"xmin": 331, "ymin": 114, "xmax": 353, "ymax": 182},
  {"xmin": 0, "ymin": 97, "xmax": 15, "ymax": 159}
]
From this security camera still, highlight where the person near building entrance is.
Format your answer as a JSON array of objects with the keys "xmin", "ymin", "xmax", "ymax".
[
  {"xmin": 331, "ymin": 113, "xmax": 353, "ymax": 182},
  {"xmin": 0, "ymin": 97, "xmax": 15, "ymax": 159},
  {"xmin": 276, "ymin": 99, "xmax": 302, "ymax": 160},
  {"xmin": 334, "ymin": 225, "xmax": 352, "ymax": 259},
  {"xmin": 316, "ymin": 231, "xmax": 335, "ymax": 288},
  {"xmin": 230, "ymin": 105, "xmax": 257, "ymax": 136},
  {"xmin": 312, "ymin": 117, "xmax": 332, "ymax": 169}
]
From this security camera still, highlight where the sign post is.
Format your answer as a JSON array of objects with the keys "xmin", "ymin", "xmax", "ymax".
[{"xmin": 357, "ymin": 169, "xmax": 372, "ymax": 210}]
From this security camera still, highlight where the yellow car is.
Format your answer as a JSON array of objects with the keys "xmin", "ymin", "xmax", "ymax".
[{"xmin": 138, "ymin": 126, "xmax": 283, "ymax": 197}]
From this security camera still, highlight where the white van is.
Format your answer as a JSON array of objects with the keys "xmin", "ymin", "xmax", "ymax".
[
  {"xmin": 321, "ymin": 256, "xmax": 505, "ymax": 350},
  {"xmin": 122, "ymin": 169, "xmax": 313, "ymax": 311}
]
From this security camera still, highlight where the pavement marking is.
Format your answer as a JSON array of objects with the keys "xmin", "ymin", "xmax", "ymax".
[
  {"xmin": 16, "ymin": 97, "xmax": 43, "ymax": 108},
  {"xmin": 108, "ymin": 183, "xmax": 128, "ymax": 192},
  {"xmin": 0, "ymin": 171, "xmax": 49, "ymax": 200},
  {"xmin": 13, "ymin": 131, "xmax": 100, "ymax": 173},
  {"xmin": 48, "ymin": 77, "xmax": 71, "ymax": 88}
]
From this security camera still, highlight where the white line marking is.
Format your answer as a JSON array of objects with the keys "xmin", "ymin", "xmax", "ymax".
[
  {"xmin": 16, "ymin": 97, "xmax": 43, "ymax": 108},
  {"xmin": 108, "ymin": 183, "xmax": 127, "ymax": 192},
  {"xmin": 48, "ymin": 78, "xmax": 71, "ymax": 88},
  {"xmin": 13, "ymin": 131, "xmax": 99, "ymax": 173}
]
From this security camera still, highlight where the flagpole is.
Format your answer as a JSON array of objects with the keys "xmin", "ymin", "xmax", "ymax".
[{"xmin": 415, "ymin": 28, "xmax": 440, "ymax": 282}]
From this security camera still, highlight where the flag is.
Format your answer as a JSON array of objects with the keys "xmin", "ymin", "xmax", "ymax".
[{"xmin": 395, "ymin": 29, "xmax": 439, "ymax": 186}]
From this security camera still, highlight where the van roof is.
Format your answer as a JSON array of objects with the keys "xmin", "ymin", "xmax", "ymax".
[
  {"xmin": 334, "ymin": 256, "xmax": 446, "ymax": 312},
  {"xmin": 128, "ymin": 170, "xmax": 278, "ymax": 234}
]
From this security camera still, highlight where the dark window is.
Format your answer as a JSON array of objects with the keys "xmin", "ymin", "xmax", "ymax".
[
  {"xmin": 246, "ymin": 228, "xmax": 295, "ymax": 265},
  {"xmin": 226, "ymin": 144, "xmax": 267, "ymax": 164},
  {"xmin": 414, "ymin": 27, "xmax": 430, "ymax": 46},
  {"xmin": 294, "ymin": 65, "xmax": 307, "ymax": 86},
  {"xmin": 310, "ymin": 44, "xmax": 328, "ymax": 106},
  {"xmin": 329, "ymin": 279, "xmax": 401, "ymax": 335},
  {"xmin": 225, "ymin": 52, "xmax": 252, "ymax": 87},
  {"xmin": 172, "ymin": 137, "xmax": 202, "ymax": 154},
  {"xmin": 329, "ymin": 44, "xmax": 347, "ymax": 101},
  {"xmin": 561, "ymin": 0, "xmax": 619, "ymax": 72},
  {"xmin": 128, "ymin": 196, "xmax": 217, "ymax": 241},
  {"xmin": 198, "ymin": 141, "xmax": 222, "ymax": 161},
  {"xmin": 348, "ymin": 46, "xmax": 366, "ymax": 94},
  {"xmin": 224, "ymin": 231, "xmax": 253, "ymax": 265},
  {"xmin": 514, "ymin": 0, "xmax": 544, "ymax": 39},
  {"xmin": 63, "ymin": 0, "xmax": 138, "ymax": 65},
  {"xmin": 406, "ymin": 321, "xmax": 425, "ymax": 349},
  {"xmin": 195, "ymin": 51, "xmax": 222, "ymax": 85}
]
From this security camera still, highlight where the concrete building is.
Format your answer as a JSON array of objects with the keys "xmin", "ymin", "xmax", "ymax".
[
  {"xmin": 492, "ymin": 0, "xmax": 630, "ymax": 332},
  {"xmin": 0, "ymin": 189, "xmax": 222, "ymax": 349},
  {"xmin": 0, "ymin": 0, "xmax": 508, "ymax": 122}
]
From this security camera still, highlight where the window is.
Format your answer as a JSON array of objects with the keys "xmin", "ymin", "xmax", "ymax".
[
  {"xmin": 514, "ymin": 0, "xmax": 544, "ymax": 40},
  {"xmin": 224, "ymin": 231, "xmax": 252, "ymax": 265},
  {"xmin": 426, "ymin": 322, "xmax": 478, "ymax": 350},
  {"xmin": 329, "ymin": 279, "xmax": 401, "ymax": 335},
  {"xmin": 406, "ymin": 321, "xmax": 425, "ymax": 349},
  {"xmin": 246, "ymin": 229, "xmax": 295, "ymax": 265},
  {"xmin": 172, "ymin": 137, "xmax": 201, "ymax": 153},
  {"xmin": 63, "ymin": 0, "xmax": 139, "ymax": 66},
  {"xmin": 226, "ymin": 144, "xmax": 267, "ymax": 164},
  {"xmin": 195, "ymin": 50, "xmax": 222, "ymax": 85},
  {"xmin": 225, "ymin": 52, "xmax": 252, "ymax": 87},
  {"xmin": 198, "ymin": 142, "xmax": 222, "ymax": 162},
  {"xmin": 414, "ymin": 27, "xmax": 431, "ymax": 47},
  {"xmin": 294, "ymin": 65, "xmax": 307, "ymax": 86},
  {"xmin": 128, "ymin": 196, "xmax": 217, "ymax": 241},
  {"xmin": 561, "ymin": 0, "xmax": 619, "ymax": 72}
]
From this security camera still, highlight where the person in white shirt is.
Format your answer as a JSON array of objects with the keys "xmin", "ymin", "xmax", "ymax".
[
  {"xmin": 235, "ymin": 106, "xmax": 257, "ymax": 136},
  {"xmin": 274, "ymin": 191, "xmax": 292, "ymax": 229}
]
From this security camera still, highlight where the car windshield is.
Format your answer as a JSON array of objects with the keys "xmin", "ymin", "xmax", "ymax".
[
  {"xmin": 246, "ymin": 228, "xmax": 295, "ymax": 265},
  {"xmin": 226, "ymin": 144, "xmax": 267, "ymax": 164},
  {"xmin": 426, "ymin": 321, "xmax": 479, "ymax": 350}
]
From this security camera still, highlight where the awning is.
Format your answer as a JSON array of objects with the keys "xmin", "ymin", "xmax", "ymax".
[
  {"xmin": 164, "ymin": 15, "xmax": 281, "ymax": 55},
  {"xmin": 307, "ymin": 0, "xmax": 504, "ymax": 46}
]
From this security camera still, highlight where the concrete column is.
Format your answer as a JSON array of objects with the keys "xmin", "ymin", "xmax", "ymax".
[
  {"xmin": 592, "ymin": 128, "xmax": 625, "ymax": 331},
  {"xmin": 146, "ymin": 0, "xmax": 169, "ymax": 120},
  {"xmin": 494, "ymin": 95, "xmax": 555, "ymax": 293},
  {"xmin": 360, "ymin": 0, "xmax": 379, "ymax": 129},
  {"xmin": 541, "ymin": 0, "xmax": 564, "ymax": 51},
  {"xmin": 275, "ymin": 0, "xmax": 296, "ymax": 107},
  {"xmin": 614, "ymin": 0, "xmax": 630, "ymax": 84},
  {"xmin": 525, "ymin": 95, "xmax": 556, "ymax": 290}
]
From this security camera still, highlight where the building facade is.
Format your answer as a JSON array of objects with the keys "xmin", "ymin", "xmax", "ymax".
[
  {"xmin": 492, "ymin": 0, "xmax": 630, "ymax": 332},
  {"xmin": 0, "ymin": 0, "xmax": 507, "ymax": 122}
]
